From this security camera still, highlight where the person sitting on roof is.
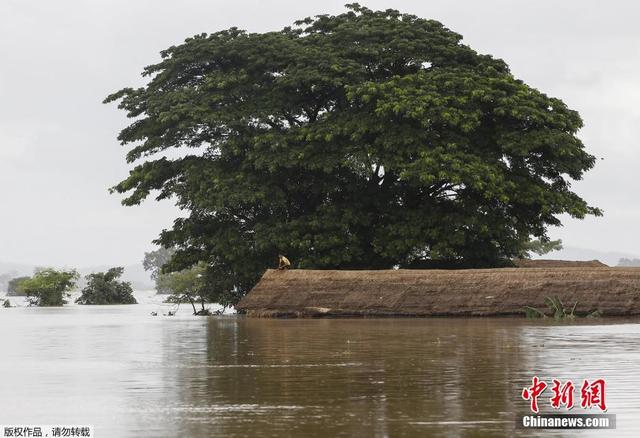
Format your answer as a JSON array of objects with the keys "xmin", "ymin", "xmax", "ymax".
[{"xmin": 278, "ymin": 255, "xmax": 291, "ymax": 270}]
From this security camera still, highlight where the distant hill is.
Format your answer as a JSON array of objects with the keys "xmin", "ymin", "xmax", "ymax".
[
  {"xmin": 534, "ymin": 246, "xmax": 640, "ymax": 267},
  {"xmin": 617, "ymin": 258, "xmax": 640, "ymax": 267},
  {"xmin": 0, "ymin": 262, "xmax": 33, "ymax": 277}
]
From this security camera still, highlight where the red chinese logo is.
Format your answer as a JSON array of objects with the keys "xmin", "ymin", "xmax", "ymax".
[
  {"xmin": 522, "ymin": 376, "xmax": 548, "ymax": 413},
  {"xmin": 580, "ymin": 378, "xmax": 607, "ymax": 412},
  {"xmin": 522, "ymin": 376, "xmax": 607, "ymax": 413},
  {"xmin": 550, "ymin": 379, "xmax": 575, "ymax": 410}
]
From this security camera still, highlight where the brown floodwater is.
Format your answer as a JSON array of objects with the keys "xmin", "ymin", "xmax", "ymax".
[{"xmin": 1, "ymin": 297, "xmax": 639, "ymax": 437}]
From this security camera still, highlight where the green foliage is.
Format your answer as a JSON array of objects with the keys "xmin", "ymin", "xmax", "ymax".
[
  {"xmin": 163, "ymin": 262, "xmax": 212, "ymax": 315},
  {"xmin": 164, "ymin": 263, "xmax": 205, "ymax": 296},
  {"xmin": 518, "ymin": 239, "xmax": 563, "ymax": 259},
  {"xmin": 544, "ymin": 296, "xmax": 576, "ymax": 320},
  {"xmin": 155, "ymin": 273, "xmax": 175, "ymax": 295},
  {"xmin": 163, "ymin": 294, "xmax": 189, "ymax": 304},
  {"xmin": 106, "ymin": 4, "xmax": 600, "ymax": 305},
  {"xmin": 75, "ymin": 267, "xmax": 137, "ymax": 305},
  {"xmin": 523, "ymin": 306, "xmax": 546, "ymax": 319},
  {"xmin": 7, "ymin": 276, "xmax": 30, "ymax": 296},
  {"xmin": 21, "ymin": 269, "xmax": 79, "ymax": 307},
  {"xmin": 143, "ymin": 247, "xmax": 176, "ymax": 294},
  {"xmin": 524, "ymin": 296, "xmax": 600, "ymax": 319}
]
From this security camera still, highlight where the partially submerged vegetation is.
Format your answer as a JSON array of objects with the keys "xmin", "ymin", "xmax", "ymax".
[
  {"xmin": 162, "ymin": 262, "xmax": 212, "ymax": 316},
  {"xmin": 4, "ymin": 267, "xmax": 137, "ymax": 307},
  {"xmin": 75, "ymin": 267, "xmax": 137, "ymax": 305},
  {"xmin": 21, "ymin": 269, "xmax": 79, "ymax": 307},
  {"xmin": 523, "ymin": 296, "xmax": 601, "ymax": 320}
]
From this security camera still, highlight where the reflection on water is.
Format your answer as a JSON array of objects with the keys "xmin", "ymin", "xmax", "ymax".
[{"xmin": 1, "ymin": 298, "xmax": 639, "ymax": 437}]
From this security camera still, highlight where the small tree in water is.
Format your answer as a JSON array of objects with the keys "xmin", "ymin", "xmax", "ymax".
[
  {"xmin": 76, "ymin": 267, "xmax": 137, "ymax": 305},
  {"xmin": 21, "ymin": 268, "xmax": 79, "ymax": 307},
  {"xmin": 164, "ymin": 262, "xmax": 211, "ymax": 315}
]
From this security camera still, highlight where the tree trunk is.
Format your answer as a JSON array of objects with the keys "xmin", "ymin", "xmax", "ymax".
[{"xmin": 186, "ymin": 294, "xmax": 197, "ymax": 315}]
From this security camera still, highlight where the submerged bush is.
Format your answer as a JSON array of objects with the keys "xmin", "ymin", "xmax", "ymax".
[
  {"xmin": 524, "ymin": 296, "xmax": 601, "ymax": 319},
  {"xmin": 76, "ymin": 267, "xmax": 137, "ymax": 305},
  {"xmin": 22, "ymin": 269, "xmax": 79, "ymax": 307}
]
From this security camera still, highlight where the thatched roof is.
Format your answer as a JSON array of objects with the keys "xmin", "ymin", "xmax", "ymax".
[
  {"xmin": 512, "ymin": 259, "xmax": 607, "ymax": 268},
  {"xmin": 237, "ymin": 268, "xmax": 640, "ymax": 317}
]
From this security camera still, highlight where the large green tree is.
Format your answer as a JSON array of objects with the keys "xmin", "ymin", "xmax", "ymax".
[{"xmin": 105, "ymin": 4, "xmax": 600, "ymax": 304}]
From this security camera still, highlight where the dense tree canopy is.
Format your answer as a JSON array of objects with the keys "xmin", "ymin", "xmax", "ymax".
[
  {"xmin": 21, "ymin": 269, "xmax": 79, "ymax": 307},
  {"xmin": 106, "ymin": 4, "xmax": 600, "ymax": 304},
  {"xmin": 76, "ymin": 267, "xmax": 137, "ymax": 305}
]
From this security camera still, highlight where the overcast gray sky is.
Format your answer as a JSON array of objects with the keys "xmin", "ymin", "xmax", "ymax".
[{"xmin": 1, "ymin": 0, "xmax": 638, "ymax": 267}]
